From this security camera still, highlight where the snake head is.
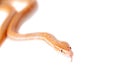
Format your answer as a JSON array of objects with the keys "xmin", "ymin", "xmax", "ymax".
[{"xmin": 55, "ymin": 41, "xmax": 73, "ymax": 62}]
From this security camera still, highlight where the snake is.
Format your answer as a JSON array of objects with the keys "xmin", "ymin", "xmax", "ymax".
[{"xmin": 0, "ymin": 0, "xmax": 73, "ymax": 61}]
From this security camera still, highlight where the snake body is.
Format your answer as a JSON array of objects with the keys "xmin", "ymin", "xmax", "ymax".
[{"xmin": 0, "ymin": 0, "xmax": 73, "ymax": 61}]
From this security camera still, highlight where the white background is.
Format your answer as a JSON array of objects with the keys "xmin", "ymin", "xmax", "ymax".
[{"xmin": 0, "ymin": 0, "xmax": 120, "ymax": 80}]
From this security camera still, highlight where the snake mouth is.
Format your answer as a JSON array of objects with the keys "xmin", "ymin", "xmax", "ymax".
[{"xmin": 64, "ymin": 50, "xmax": 73, "ymax": 62}]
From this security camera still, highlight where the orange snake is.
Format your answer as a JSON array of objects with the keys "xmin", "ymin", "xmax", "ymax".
[{"xmin": 0, "ymin": 0, "xmax": 73, "ymax": 61}]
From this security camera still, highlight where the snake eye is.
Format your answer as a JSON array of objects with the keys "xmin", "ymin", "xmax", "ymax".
[{"xmin": 60, "ymin": 50, "xmax": 63, "ymax": 53}]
